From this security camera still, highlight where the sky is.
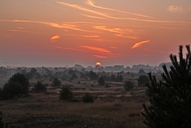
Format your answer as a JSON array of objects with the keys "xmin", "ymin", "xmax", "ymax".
[{"xmin": 0, "ymin": 0, "xmax": 191, "ymax": 67}]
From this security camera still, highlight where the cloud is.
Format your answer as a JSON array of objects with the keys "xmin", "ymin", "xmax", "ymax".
[
  {"xmin": 93, "ymin": 55, "xmax": 108, "ymax": 59},
  {"xmin": 0, "ymin": 19, "xmax": 91, "ymax": 32},
  {"xmin": 57, "ymin": 1, "xmax": 110, "ymax": 19},
  {"xmin": 56, "ymin": 1, "xmax": 190, "ymax": 24},
  {"xmin": 94, "ymin": 26, "xmax": 131, "ymax": 33},
  {"xmin": 116, "ymin": 34, "xmax": 138, "ymax": 39},
  {"xmin": 81, "ymin": 14, "xmax": 107, "ymax": 19},
  {"xmin": 168, "ymin": 5, "xmax": 183, "ymax": 13},
  {"xmin": 51, "ymin": 35, "xmax": 60, "ymax": 42},
  {"xmin": 86, "ymin": 0, "xmax": 152, "ymax": 18},
  {"xmin": 6, "ymin": 29, "xmax": 47, "ymax": 35},
  {"xmin": 131, "ymin": 40, "xmax": 150, "ymax": 49},
  {"xmin": 81, "ymin": 45, "xmax": 111, "ymax": 53}
]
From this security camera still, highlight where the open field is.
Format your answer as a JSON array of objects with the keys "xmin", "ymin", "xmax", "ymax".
[{"xmin": 0, "ymin": 80, "xmax": 148, "ymax": 128}]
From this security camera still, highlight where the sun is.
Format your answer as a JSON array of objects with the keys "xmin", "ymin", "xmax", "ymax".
[{"xmin": 95, "ymin": 61, "xmax": 101, "ymax": 67}]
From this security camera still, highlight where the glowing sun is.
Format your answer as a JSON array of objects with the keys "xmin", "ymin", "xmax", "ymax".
[{"xmin": 95, "ymin": 62, "xmax": 101, "ymax": 67}]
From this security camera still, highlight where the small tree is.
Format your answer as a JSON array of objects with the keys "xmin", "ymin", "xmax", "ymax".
[
  {"xmin": 138, "ymin": 75, "xmax": 149, "ymax": 86},
  {"xmin": 138, "ymin": 69, "xmax": 145, "ymax": 74},
  {"xmin": 52, "ymin": 78, "xmax": 61, "ymax": 86},
  {"xmin": 142, "ymin": 45, "xmax": 191, "ymax": 128},
  {"xmin": 1, "ymin": 73, "xmax": 29, "ymax": 100},
  {"xmin": 98, "ymin": 75, "xmax": 105, "ymax": 85},
  {"xmin": 124, "ymin": 81, "xmax": 134, "ymax": 91},
  {"xmin": 59, "ymin": 87, "xmax": 73, "ymax": 101},
  {"xmin": 33, "ymin": 81, "xmax": 46, "ymax": 91},
  {"xmin": 87, "ymin": 71, "xmax": 98, "ymax": 80},
  {"xmin": 0, "ymin": 111, "xmax": 4, "ymax": 128}
]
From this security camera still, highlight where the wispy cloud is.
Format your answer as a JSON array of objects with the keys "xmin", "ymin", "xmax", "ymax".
[
  {"xmin": 56, "ymin": 1, "xmax": 191, "ymax": 24},
  {"xmin": 57, "ymin": 1, "xmax": 110, "ymax": 19},
  {"xmin": 5, "ymin": 29, "xmax": 47, "ymax": 35},
  {"xmin": 86, "ymin": 0, "xmax": 152, "ymax": 18},
  {"xmin": 94, "ymin": 26, "xmax": 132, "ymax": 33},
  {"xmin": 131, "ymin": 40, "xmax": 150, "ymax": 49},
  {"xmin": 116, "ymin": 34, "xmax": 138, "ymax": 39},
  {"xmin": 168, "ymin": 5, "xmax": 183, "ymax": 13},
  {"xmin": 93, "ymin": 55, "xmax": 108, "ymax": 59},
  {"xmin": 81, "ymin": 45, "xmax": 111, "ymax": 53},
  {"xmin": 0, "ymin": 19, "xmax": 91, "ymax": 32},
  {"xmin": 81, "ymin": 14, "xmax": 107, "ymax": 19},
  {"xmin": 93, "ymin": 26, "xmax": 137, "ymax": 39},
  {"xmin": 51, "ymin": 35, "xmax": 60, "ymax": 42}
]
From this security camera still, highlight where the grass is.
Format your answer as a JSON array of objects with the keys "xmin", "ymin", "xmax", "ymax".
[{"xmin": 0, "ymin": 89, "xmax": 147, "ymax": 128}]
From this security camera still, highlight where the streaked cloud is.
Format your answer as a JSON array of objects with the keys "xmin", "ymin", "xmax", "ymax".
[
  {"xmin": 6, "ymin": 29, "xmax": 47, "ymax": 35},
  {"xmin": 131, "ymin": 40, "xmax": 150, "ymax": 49},
  {"xmin": 168, "ymin": 5, "xmax": 183, "ymax": 13},
  {"xmin": 51, "ymin": 35, "xmax": 60, "ymax": 42},
  {"xmin": 57, "ymin": 1, "xmax": 110, "ymax": 19},
  {"xmin": 81, "ymin": 14, "xmax": 107, "ymax": 19},
  {"xmin": 86, "ymin": 0, "xmax": 152, "ymax": 18},
  {"xmin": 0, "ymin": 19, "xmax": 91, "ymax": 32},
  {"xmin": 93, "ymin": 55, "xmax": 108, "ymax": 59},
  {"xmin": 94, "ymin": 26, "xmax": 132, "ymax": 33},
  {"xmin": 116, "ymin": 34, "xmax": 138, "ymax": 39},
  {"xmin": 81, "ymin": 45, "xmax": 111, "ymax": 53},
  {"xmin": 57, "ymin": 1, "xmax": 190, "ymax": 24}
]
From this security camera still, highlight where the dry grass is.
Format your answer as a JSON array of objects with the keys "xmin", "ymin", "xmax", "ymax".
[{"xmin": 0, "ymin": 89, "xmax": 147, "ymax": 128}]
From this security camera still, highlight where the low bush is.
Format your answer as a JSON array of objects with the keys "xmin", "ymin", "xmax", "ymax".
[
  {"xmin": 59, "ymin": 87, "xmax": 73, "ymax": 101},
  {"xmin": 83, "ymin": 93, "xmax": 94, "ymax": 103},
  {"xmin": 124, "ymin": 81, "xmax": 134, "ymax": 91},
  {"xmin": 33, "ymin": 81, "xmax": 46, "ymax": 91}
]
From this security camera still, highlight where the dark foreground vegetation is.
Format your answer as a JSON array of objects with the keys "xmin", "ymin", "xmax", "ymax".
[{"xmin": 0, "ymin": 45, "xmax": 190, "ymax": 128}]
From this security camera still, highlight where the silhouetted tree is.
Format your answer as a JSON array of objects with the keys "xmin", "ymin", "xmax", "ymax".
[
  {"xmin": 138, "ymin": 75, "xmax": 149, "ymax": 86},
  {"xmin": 98, "ymin": 75, "xmax": 105, "ymax": 85},
  {"xmin": 87, "ymin": 71, "xmax": 98, "ymax": 80},
  {"xmin": 1, "ymin": 73, "xmax": 29, "ymax": 100},
  {"xmin": 142, "ymin": 45, "xmax": 191, "ymax": 128},
  {"xmin": 115, "ymin": 75, "xmax": 123, "ymax": 82},
  {"xmin": 33, "ymin": 81, "xmax": 46, "ymax": 91},
  {"xmin": 71, "ymin": 73, "xmax": 78, "ymax": 80},
  {"xmin": 109, "ymin": 74, "xmax": 116, "ymax": 81},
  {"xmin": 52, "ymin": 78, "xmax": 61, "ymax": 86},
  {"xmin": 138, "ymin": 69, "xmax": 146, "ymax": 74}
]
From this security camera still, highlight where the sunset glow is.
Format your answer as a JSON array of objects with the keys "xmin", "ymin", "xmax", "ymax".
[{"xmin": 1, "ymin": 0, "xmax": 191, "ymax": 67}]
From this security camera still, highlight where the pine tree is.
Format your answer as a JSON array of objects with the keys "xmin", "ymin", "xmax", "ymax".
[{"xmin": 142, "ymin": 45, "xmax": 191, "ymax": 128}]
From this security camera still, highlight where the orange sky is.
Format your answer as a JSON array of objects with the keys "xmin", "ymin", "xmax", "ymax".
[{"xmin": 0, "ymin": 0, "xmax": 191, "ymax": 67}]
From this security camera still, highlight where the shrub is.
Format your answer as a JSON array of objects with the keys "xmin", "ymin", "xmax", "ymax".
[
  {"xmin": 1, "ymin": 73, "xmax": 29, "ymax": 100},
  {"xmin": 138, "ymin": 75, "xmax": 149, "ymax": 86},
  {"xmin": 52, "ymin": 78, "xmax": 61, "ymax": 86},
  {"xmin": 87, "ymin": 71, "xmax": 98, "ymax": 80},
  {"xmin": 33, "ymin": 81, "xmax": 46, "ymax": 91},
  {"xmin": 124, "ymin": 81, "xmax": 134, "ymax": 91},
  {"xmin": 83, "ymin": 93, "xmax": 94, "ymax": 103},
  {"xmin": 98, "ymin": 75, "xmax": 105, "ymax": 85},
  {"xmin": 59, "ymin": 87, "xmax": 73, "ymax": 101},
  {"xmin": 142, "ymin": 45, "xmax": 191, "ymax": 128}
]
